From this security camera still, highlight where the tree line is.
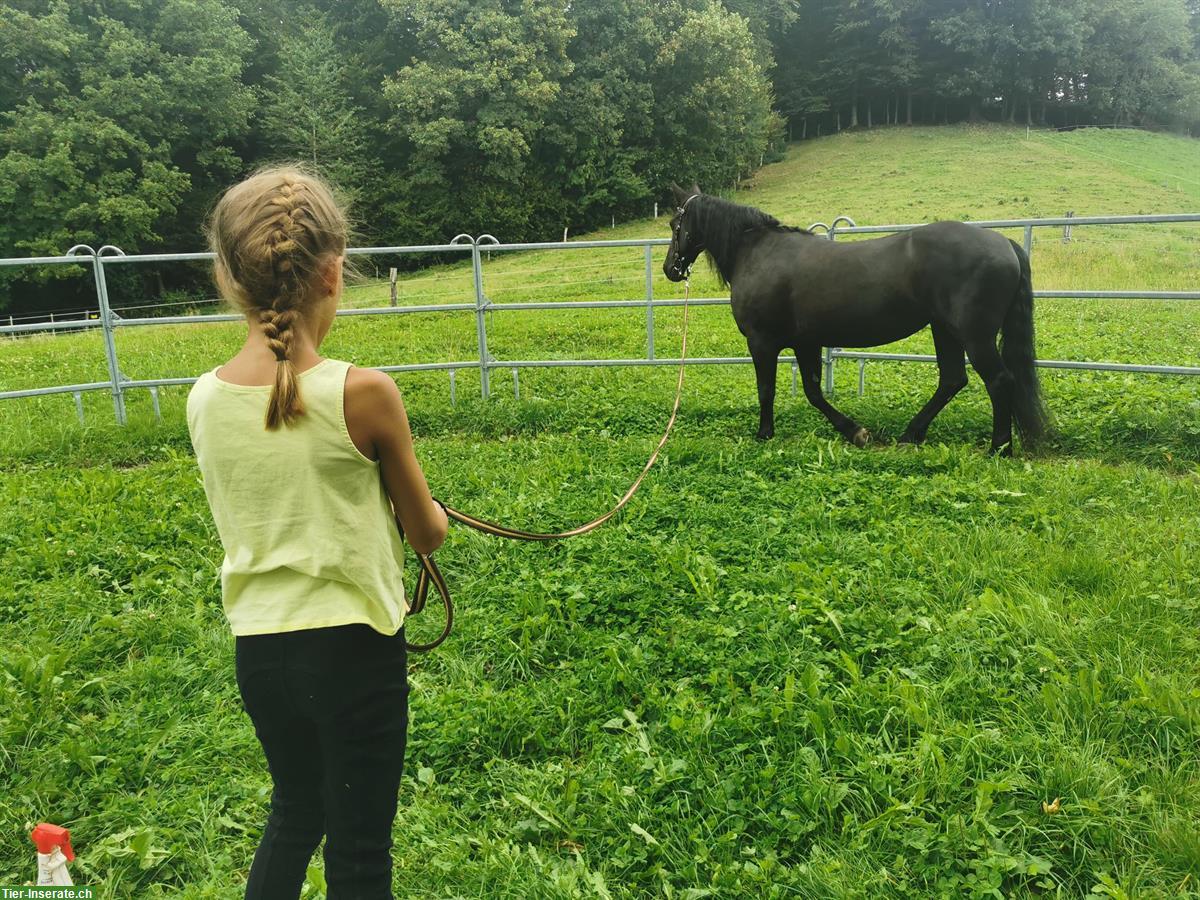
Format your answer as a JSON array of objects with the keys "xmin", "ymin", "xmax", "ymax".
[
  {"xmin": 772, "ymin": 0, "xmax": 1200, "ymax": 136},
  {"xmin": 1, "ymin": 0, "xmax": 1197, "ymax": 315}
]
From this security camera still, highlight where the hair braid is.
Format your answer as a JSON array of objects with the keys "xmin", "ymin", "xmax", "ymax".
[
  {"xmin": 207, "ymin": 166, "xmax": 348, "ymax": 430},
  {"xmin": 261, "ymin": 179, "xmax": 309, "ymax": 428}
]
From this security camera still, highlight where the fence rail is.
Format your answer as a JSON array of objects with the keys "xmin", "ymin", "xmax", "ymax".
[{"xmin": 1, "ymin": 214, "xmax": 1198, "ymax": 424}]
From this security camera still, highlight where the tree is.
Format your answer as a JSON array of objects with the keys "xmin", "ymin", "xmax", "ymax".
[
  {"xmin": 541, "ymin": 0, "xmax": 663, "ymax": 227},
  {"xmin": 874, "ymin": 0, "xmax": 928, "ymax": 125},
  {"xmin": 1010, "ymin": 0, "xmax": 1091, "ymax": 125},
  {"xmin": 235, "ymin": 0, "xmax": 418, "ymax": 243},
  {"xmin": 0, "ymin": 0, "xmax": 254, "ymax": 312},
  {"xmin": 1085, "ymin": 0, "xmax": 1197, "ymax": 127},
  {"xmin": 256, "ymin": 14, "xmax": 370, "ymax": 205},
  {"xmin": 772, "ymin": 1, "xmax": 838, "ymax": 134},
  {"xmin": 653, "ymin": 1, "xmax": 776, "ymax": 190},
  {"xmin": 926, "ymin": 0, "xmax": 1011, "ymax": 121},
  {"xmin": 381, "ymin": 0, "xmax": 576, "ymax": 241}
]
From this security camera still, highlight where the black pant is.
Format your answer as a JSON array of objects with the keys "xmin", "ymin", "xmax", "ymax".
[{"xmin": 235, "ymin": 624, "xmax": 408, "ymax": 900}]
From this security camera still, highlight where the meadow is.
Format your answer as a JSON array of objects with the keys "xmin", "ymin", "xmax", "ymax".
[{"xmin": 0, "ymin": 125, "xmax": 1198, "ymax": 897}]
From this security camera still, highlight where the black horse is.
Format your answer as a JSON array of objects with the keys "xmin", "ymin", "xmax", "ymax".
[{"xmin": 662, "ymin": 184, "xmax": 1049, "ymax": 455}]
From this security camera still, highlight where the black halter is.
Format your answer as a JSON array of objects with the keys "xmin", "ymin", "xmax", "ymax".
[{"xmin": 668, "ymin": 193, "xmax": 701, "ymax": 280}]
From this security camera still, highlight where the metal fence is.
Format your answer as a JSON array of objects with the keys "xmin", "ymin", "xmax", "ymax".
[{"xmin": 1, "ymin": 214, "xmax": 1198, "ymax": 425}]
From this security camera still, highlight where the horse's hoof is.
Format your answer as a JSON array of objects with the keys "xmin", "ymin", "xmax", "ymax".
[
  {"xmin": 989, "ymin": 442, "xmax": 1013, "ymax": 458},
  {"xmin": 897, "ymin": 431, "xmax": 924, "ymax": 446},
  {"xmin": 756, "ymin": 430, "xmax": 774, "ymax": 441},
  {"xmin": 851, "ymin": 427, "xmax": 871, "ymax": 448}
]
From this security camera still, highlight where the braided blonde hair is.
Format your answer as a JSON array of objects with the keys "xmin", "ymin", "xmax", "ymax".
[{"xmin": 207, "ymin": 166, "xmax": 348, "ymax": 429}]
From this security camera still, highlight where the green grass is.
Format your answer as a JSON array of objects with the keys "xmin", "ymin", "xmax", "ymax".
[{"xmin": 1, "ymin": 125, "xmax": 1199, "ymax": 897}]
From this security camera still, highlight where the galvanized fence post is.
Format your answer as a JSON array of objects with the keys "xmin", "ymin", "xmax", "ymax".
[
  {"xmin": 445, "ymin": 234, "xmax": 476, "ymax": 403},
  {"xmin": 822, "ymin": 217, "xmax": 858, "ymax": 398},
  {"xmin": 95, "ymin": 247, "xmax": 128, "ymax": 424},
  {"xmin": 470, "ymin": 235, "xmax": 492, "ymax": 399},
  {"xmin": 1023, "ymin": 224, "xmax": 1033, "ymax": 256},
  {"xmin": 65, "ymin": 244, "xmax": 126, "ymax": 425},
  {"xmin": 823, "ymin": 228, "xmax": 836, "ymax": 396},
  {"xmin": 644, "ymin": 243, "xmax": 655, "ymax": 360}
]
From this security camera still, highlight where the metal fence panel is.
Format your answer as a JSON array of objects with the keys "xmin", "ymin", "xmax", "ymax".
[{"xmin": 1, "ymin": 215, "xmax": 1197, "ymax": 418}]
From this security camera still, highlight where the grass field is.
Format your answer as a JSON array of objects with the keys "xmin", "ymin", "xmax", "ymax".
[{"xmin": 1, "ymin": 125, "xmax": 1198, "ymax": 897}]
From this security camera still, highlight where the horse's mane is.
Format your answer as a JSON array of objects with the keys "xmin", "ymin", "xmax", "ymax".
[{"xmin": 692, "ymin": 195, "xmax": 811, "ymax": 287}]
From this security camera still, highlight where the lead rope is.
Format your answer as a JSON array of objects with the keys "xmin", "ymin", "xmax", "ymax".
[{"xmin": 405, "ymin": 274, "xmax": 693, "ymax": 652}]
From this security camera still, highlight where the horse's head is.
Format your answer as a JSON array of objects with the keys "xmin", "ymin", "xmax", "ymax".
[{"xmin": 663, "ymin": 182, "xmax": 703, "ymax": 282}]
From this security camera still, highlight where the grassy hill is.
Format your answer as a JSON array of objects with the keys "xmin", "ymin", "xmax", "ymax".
[
  {"xmin": 0, "ymin": 126, "xmax": 1198, "ymax": 898},
  {"xmin": 0, "ymin": 124, "xmax": 1197, "ymax": 459}
]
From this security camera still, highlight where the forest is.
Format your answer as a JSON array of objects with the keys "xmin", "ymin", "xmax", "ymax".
[{"xmin": 1, "ymin": 0, "xmax": 1198, "ymax": 315}]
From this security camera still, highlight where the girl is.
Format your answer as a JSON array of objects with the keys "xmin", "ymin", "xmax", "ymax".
[{"xmin": 187, "ymin": 166, "xmax": 447, "ymax": 899}]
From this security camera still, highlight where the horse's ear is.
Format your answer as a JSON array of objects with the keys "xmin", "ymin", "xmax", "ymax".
[
  {"xmin": 670, "ymin": 182, "xmax": 689, "ymax": 203},
  {"xmin": 690, "ymin": 183, "xmax": 702, "ymax": 196}
]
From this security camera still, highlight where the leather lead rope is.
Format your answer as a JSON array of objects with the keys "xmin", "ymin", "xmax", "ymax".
[
  {"xmin": 404, "ymin": 553, "xmax": 453, "ymax": 652},
  {"xmin": 405, "ymin": 276, "xmax": 693, "ymax": 652}
]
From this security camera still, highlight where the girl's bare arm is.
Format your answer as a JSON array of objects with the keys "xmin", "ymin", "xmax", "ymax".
[{"xmin": 344, "ymin": 367, "xmax": 448, "ymax": 555}]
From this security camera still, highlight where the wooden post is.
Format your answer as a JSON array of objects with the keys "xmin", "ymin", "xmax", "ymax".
[
  {"xmin": 389, "ymin": 268, "xmax": 397, "ymax": 304},
  {"xmin": 1062, "ymin": 211, "xmax": 1074, "ymax": 243}
]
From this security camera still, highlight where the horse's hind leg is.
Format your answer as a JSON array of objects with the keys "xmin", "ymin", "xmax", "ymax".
[
  {"xmin": 964, "ymin": 337, "xmax": 1015, "ymax": 456},
  {"xmin": 749, "ymin": 339, "xmax": 780, "ymax": 440},
  {"xmin": 899, "ymin": 323, "xmax": 968, "ymax": 444},
  {"xmin": 796, "ymin": 344, "xmax": 870, "ymax": 447}
]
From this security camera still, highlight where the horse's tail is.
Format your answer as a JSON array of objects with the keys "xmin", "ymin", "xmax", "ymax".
[{"xmin": 1001, "ymin": 239, "xmax": 1050, "ymax": 446}]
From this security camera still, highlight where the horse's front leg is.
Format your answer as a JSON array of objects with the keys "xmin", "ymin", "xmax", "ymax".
[
  {"xmin": 796, "ymin": 344, "xmax": 871, "ymax": 447},
  {"xmin": 748, "ymin": 340, "xmax": 780, "ymax": 440}
]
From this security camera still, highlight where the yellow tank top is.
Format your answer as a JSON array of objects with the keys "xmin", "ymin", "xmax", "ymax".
[{"xmin": 186, "ymin": 358, "xmax": 407, "ymax": 636}]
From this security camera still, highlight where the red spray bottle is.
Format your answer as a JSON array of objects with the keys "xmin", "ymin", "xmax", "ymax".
[{"xmin": 31, "ymin": 823, "xmax": 75, "ymax": 886}]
